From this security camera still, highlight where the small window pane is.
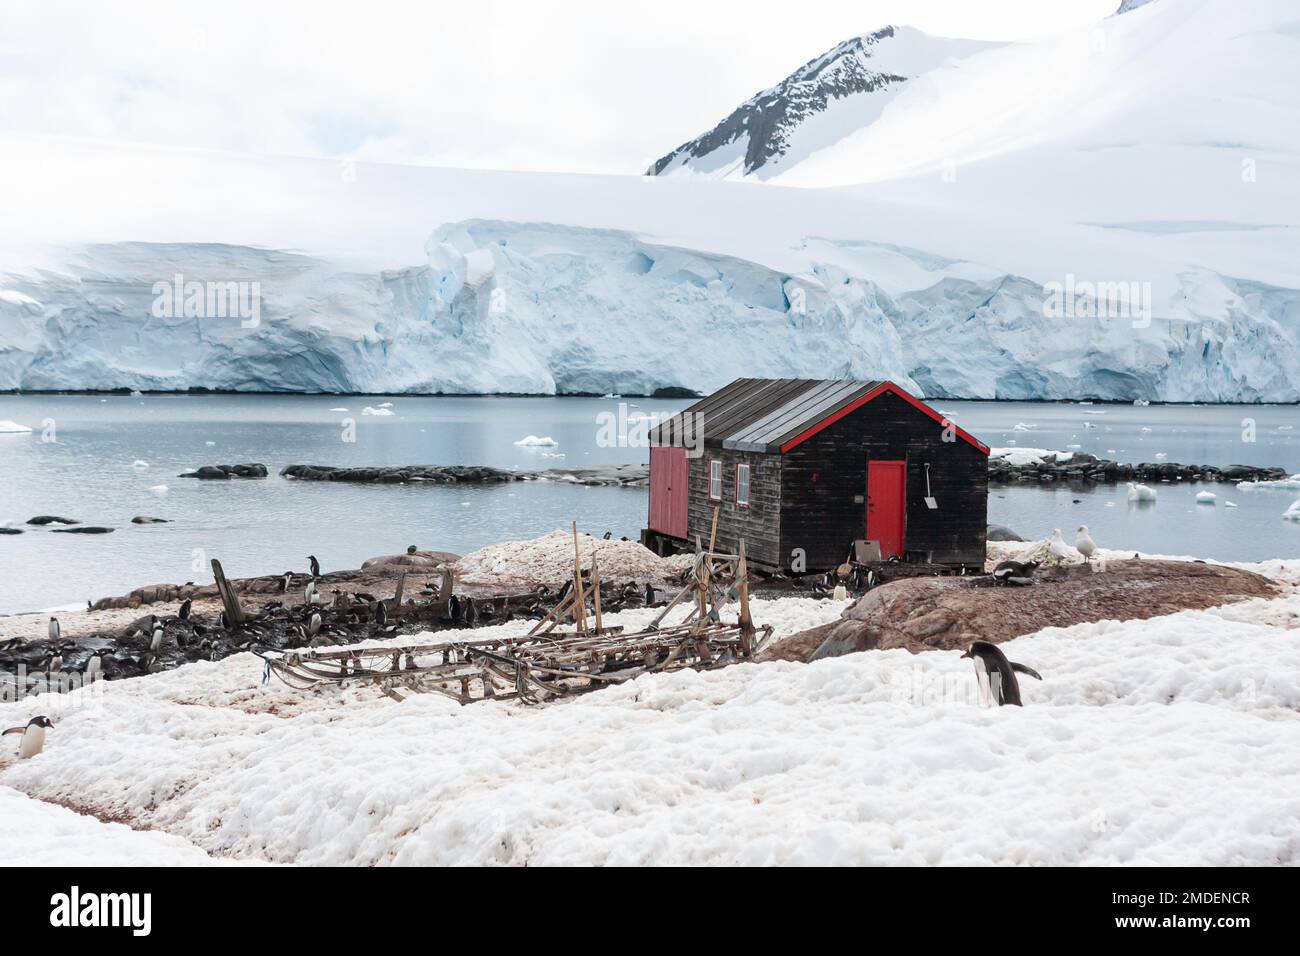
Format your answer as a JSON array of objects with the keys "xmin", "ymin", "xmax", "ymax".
[
  {"xmin": 709, "ymin": 460, "xmax": 722, "ymax": 499},
  {"xmin": 737, "ymin": 464, "xmax": 750, "ymax": 506}
]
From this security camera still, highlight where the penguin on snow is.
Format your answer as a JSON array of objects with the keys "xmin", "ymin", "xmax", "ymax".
[
  {"xmin": 3, "ymin": 716, "xmax": 54, "ymax": 759},
  {"xmin": 961, "ymin": 641, "xmax": 1042, "ymax": 707}
]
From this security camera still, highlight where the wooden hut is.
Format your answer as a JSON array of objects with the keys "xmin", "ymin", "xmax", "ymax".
[{"xmin": 644, "ymin": 378, "xmax": 989, "ymax": 572}]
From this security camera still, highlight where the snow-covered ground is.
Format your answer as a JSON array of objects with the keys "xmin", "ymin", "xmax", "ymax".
[{"xmin": 3, "ymin": 563, "xmax": 1299, "ymax": 866}]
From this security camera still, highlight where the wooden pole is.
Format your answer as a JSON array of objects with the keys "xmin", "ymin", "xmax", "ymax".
[
  {"xmin": 211, "ymin": 559, "xmax": 246, "ymax": 626},
  {"xmin": 591, "ymin": 555, "xmax": 603, "ymax": 633},
  {"xmin": 572, "ymin": 521, "xmax": 588, "ymax": 635},
  {"xmin": 737, "ymin": 539, "xmax": 754, "ymax": 656}
]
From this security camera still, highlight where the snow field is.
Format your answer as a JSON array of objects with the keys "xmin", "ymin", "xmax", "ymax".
[{"xmin": 2, "ymin": 575, "xmax": 1298, "ymax": 865}]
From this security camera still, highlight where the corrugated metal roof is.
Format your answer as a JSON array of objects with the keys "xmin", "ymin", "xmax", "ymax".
[
  {"xmin": 723, "ymin": 379, "xmax": 882, "ymax": 452},
  {"xmin": 650, "ymin": 378, "xmax": 820, "ymax": 446},
  {"xmin": 650, "ymin": 377, "xmax": 988, "ymax": 455}
]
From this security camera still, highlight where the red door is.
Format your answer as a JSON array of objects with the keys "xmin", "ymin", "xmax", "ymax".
[
  {"xmin": 649, "ymin": 446, "xmax": 689, "ymax": 539},
  {"xmin": 866, "ymin": 460, "xmax": 906, "ymax": 559}
]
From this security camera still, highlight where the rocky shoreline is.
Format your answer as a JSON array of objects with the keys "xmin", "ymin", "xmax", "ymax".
[
  {"xmin": 280, "ymin": 463, "xmax": 649, "ymax": 486},
  {"xmin": 987, "ymin": 452, "xmax": 1288, "ymax": 485}
]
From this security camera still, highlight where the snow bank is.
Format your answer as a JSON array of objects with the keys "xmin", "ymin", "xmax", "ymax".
[
  {"xmin": 2, "ymin": 583, "xmax": 1299, "ymax": 865},
  {"xmin": 453, "ymin": 529, "xmax": 679, "ymax": 586},
  {"xmin": 0, "ymin": 785, "xmax": 244, "ymax": 866}
]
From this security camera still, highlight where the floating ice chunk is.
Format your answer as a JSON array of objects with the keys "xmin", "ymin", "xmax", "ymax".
[
  {"xmin": 330, "ymin": 407, "xmax": 349, "ymax": 412},
  {"xmin": 1237, "ymin": 474, "xmax": 1300, "ymax": 491},
  {"xmin": 1155, "ymin": 452, "xmax": 1167, "ymax": 460},
  {"xmin": 1128, "ymin": 482, "xmax": 1157, "ymax": 502},
  {"xmin": 514, "ymin": 435, "xmax": 558, "ymax": 447},
  {"xmin": 132, "ymin": 460, "xmax": 149, "ymax": 469},
  {"xmin": 362, "ymin": 406, "xmax": 395, "ymax": 416},
  {"xmin": 1140, "ymin": 426, "xmax": 1153, "ymax": 433},
  {"xmin": 1196, "ymin": 491, "xmax": 1216, "ymax": 504},
  {"xmin": 1012, "ymin": 422, "xmax": 1035, "ymax": 431},
  {"xmin": 1225, "ymin": 501, "xmax": 1238, "ymax": 508},
  {"xmin": 149, "ymin": 484, "xmax": 168, "ymax": 495},
  {"xmin": 0, "ymin": 420, "xmax": 33, "ymax": 434},
  {"xmin": 377, "ymin": 402, "xmax": 393, "ymax": 408},
  {"xmin": 205, "ymin": 441, "xmax": 216, "ymax": 446}
]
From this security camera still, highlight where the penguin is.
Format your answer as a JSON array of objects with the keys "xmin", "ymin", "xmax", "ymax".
[
  {"xmin": 464, "ymin": 597, "xmax": 478, "ymax": 625},
  {"xmin": 960, "ymin": 641, "xmax": 1042, "ymax": 707},
  {"xmin": 48, "ymin": 617, "xmax": 60, "ymax": 642},
  {"xmin": 448, "ymin": 593, "xmax": 462, "ymax": 622},
  {"xmin": 178, "ymin": 598, "xmax": 192, "ymax": 621},
  {"xmin": 3, "ymin": 716, "xmax": 53, "ymax": 758},
  {"xmin": 220, "ymin": 610, "xmax": 231, "ymax": 630},
  {"xmin": 308, "ymin": 555, "xmax": 321, "ymax": 579},
  {"xmin": 85, "ymin": 650, "xmax": 103, "ymax": 682},
  {"xmin": 406, "ymin": 545, "xmax": 418, "ymax": 554},
  {"xmin": 373, "ymin": 601, "xmax": 387, "ymax": 627},
  {"xmin": 280, "ymin": 571, "xmax": 292, "ymax": 594},
  {"xmin": 992, "ymin": 559, "xmax": 1040, "ymax": 587},
  {"xmin": 304, "ymin": 581, "xmax": 317, "ymax": 607},
  {"xmin": 643, "ymin": 582, "xmax": 655, "ymax": 607},
  {"xmin": 307, "ymin": 612, "xmax": 322, "ymax": 636},
  {"xmin": 47, "ymin": 650, "xmax": 63, "ymax": 674},
  {"xmin": 150, "ymin": 621, "xmax": 164, "ymax": 654}
]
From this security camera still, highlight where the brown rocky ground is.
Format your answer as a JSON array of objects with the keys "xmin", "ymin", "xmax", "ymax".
[{"xmin": 759, "ymin": 559, "xmax": 1279, "ymax": 663}]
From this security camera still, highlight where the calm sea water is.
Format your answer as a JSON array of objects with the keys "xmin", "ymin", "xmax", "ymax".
[{"xmin": 1, "ymin": 394, "xmax": 1297, "ymax": 615}]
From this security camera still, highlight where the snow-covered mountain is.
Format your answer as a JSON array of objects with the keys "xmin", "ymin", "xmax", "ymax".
[
  {"xmin": 1, "ymin": 0, "xmax": 1297, "ymax": 400},
  {"xmin": 647, "ymin": 26, "xmax": 999, "ymax": 181}
]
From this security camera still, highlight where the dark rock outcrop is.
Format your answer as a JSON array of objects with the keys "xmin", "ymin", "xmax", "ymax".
[
  {"xmin": 26, "ymin": 515, "xmax": 79, "ymax": 525},
  {"xmin": 988, "ymin": 452, "xmax": 1287, "ymax": 485},
  {"xmin": 51, "ymin": 526, "xmax": 114, "ymax": 534},
  {"xmin": 177, "ymin": 463, "xmax": 268, "ymax": 479},
  {"xmin": 131, "ymin": 516, "xmax": 171, "ymax": 524}
]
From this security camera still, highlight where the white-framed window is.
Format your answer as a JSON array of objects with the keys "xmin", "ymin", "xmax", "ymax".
[
  {"xmin": 736, "ymin": 463, "xmax": 751, "ymax": 508},
  {"xmin": 708, "ymin": 459, "xmax": 723, "ymax": 500}
]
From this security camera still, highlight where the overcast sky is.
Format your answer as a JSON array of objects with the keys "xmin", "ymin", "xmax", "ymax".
[{"xmin": 0, "ymin": 0, "xmax": 1117, "ymax": 175}]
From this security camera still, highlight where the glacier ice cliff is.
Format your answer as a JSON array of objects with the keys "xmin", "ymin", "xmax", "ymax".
[{"xmin": 1, "ymin": 225, "xmax": 1298, "ymax": 401}]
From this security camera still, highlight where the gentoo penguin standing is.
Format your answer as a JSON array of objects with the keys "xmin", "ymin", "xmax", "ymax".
[
  {"xmin": 48, "ymin": 617, "xmax": 60, "ymax": 642},
  {"xmin": 3, "ymin": 716, "xmax": 53, "ymax": 758},
  {"xmin": 150, "ymin": 621, "xmax": 165, "ymax": 654},
  {"xmin": 178, "ymin": 597, "xmax": 192, "ymax": 621},
  {"xmin": 961, "ymin": 641, "xmax": 1043, "ymax": 707},
  {"xmin": 308, "ymin": 555, "xmax": 321, "ymax": 578},
  {"xmin": 307, "ymin": 612, "xmax": 322, "ymax": 636},
  {"xmin": 992, "ymin": 559, "xmax": 1040, "ymax": 587},
  {"xmin": 280, "ymin": 572, "xmax": 292, "ymax": 594},
  {"xmin": 373, "ymin": 601, "xmax": 387, "ymax": 627},
  {"xmin": 47, "ymin": 650, "xmax": 63, "ymax": 674},
  {"xmin": 85, "ymin": 651, "xmax": 103, "ymax": 682},
  {"xmin": 304, "ymin": 581, "xmax": 317, "ymax": 607}
]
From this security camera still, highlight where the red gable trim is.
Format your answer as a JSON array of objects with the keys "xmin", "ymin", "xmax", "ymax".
[{"xmin": 778, "ymin": 382, "xmax": 990, "ymax": 455}]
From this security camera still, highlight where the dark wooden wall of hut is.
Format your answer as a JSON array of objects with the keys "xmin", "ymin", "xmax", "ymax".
[
  {"xmin": 779, "ymin": 391, "xmax": 987, "ymax": 570},
  {"xmin": 686, "ymin": 449, "xmax": 782, "ymax": 568}
]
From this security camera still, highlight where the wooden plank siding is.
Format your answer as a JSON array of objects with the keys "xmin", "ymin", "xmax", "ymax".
[
  {"xmin": 686, "ymin": 450, "xmax": 783, "ymax": 568},
  {"xmin": 779, "ymin": 391, "xmax": 987, "ymax": 570}
]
